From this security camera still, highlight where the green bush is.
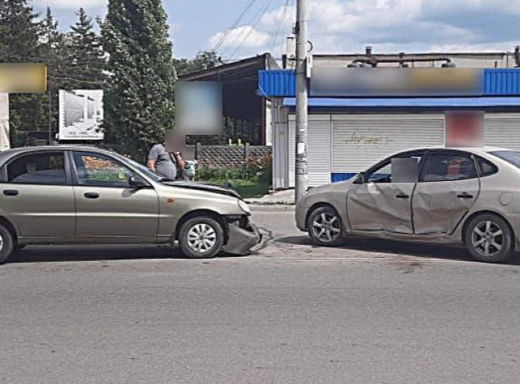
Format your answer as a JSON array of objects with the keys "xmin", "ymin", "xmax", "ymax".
[{"xmin": 197, "ymin": 153, "xmax": 272, "ymax": 185}]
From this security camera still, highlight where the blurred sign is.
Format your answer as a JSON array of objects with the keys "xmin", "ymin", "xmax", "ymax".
[
  {"xmin": 0, "ymin": 64, "xmax": 47, "ymax": 93},
  {"xmin": 445, "ymin": 111, "xmax": 484, "ymax": 147},
  {"xmin": 310, "ymin": 67, "xmax": 484, "ymax": 97},
  {"xmin": 58, "ymin": 90, "xmax": 104, "ymax": 140},
  {"xmin": 175, "ymin": 81, "xmax": 223, "ymax": 135}
]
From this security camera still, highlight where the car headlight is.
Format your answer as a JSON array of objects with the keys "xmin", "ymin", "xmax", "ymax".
[{"xmin": 237, "ymin": 199, "xmax": 251, "ymax": 214}]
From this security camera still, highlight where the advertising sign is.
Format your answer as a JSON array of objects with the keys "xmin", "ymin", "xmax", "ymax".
[
  {"xmin": 175, "ymin": 81, "xmax": 223, "ymax": 135},
  {"xmin": 0, "ymin": 64, "xmax": 47, "ymax": 93},
  {"xmin": 58, "ymin": 90, "xmax": 104, "ymax": 140},
  {"xmin": 310, "ymin": 67, "xmax": 484, "ymax": 98},
  {"xmin": 445, "ymin": 111, "xmax": 485, "ymax": 147}
]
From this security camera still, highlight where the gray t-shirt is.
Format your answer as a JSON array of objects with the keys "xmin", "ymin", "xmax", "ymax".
[{"xmin": 148, "ymin": 143, "xmax": 177, "ymax": 180}]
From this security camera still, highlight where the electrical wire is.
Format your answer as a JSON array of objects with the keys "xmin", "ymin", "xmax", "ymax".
[
  {"xmin": 225, "ymin": 0, "xmax": 275, "ymax": 60},
  {"xmin": 269, "ymin": 0, "xmax": 293, "ymax": 54},
  {"xmin": 211, "ymin": 0, "xmax": 259, "ymax": 52}
]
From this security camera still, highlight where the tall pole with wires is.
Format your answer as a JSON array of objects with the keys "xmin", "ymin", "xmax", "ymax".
[{"xmin": 294, "ymin": 0, "xmax": 308, "ymax": 203}]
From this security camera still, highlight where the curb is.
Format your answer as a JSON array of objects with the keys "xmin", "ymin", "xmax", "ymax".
[{"xmin": 248, "ymin": 204, "xmax": 295, "ymax": 212}]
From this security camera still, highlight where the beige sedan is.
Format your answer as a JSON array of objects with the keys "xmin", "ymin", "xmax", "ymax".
[
  {"xmin": 296, "ymin": 147, "xmax": 520, "ymax": 263},
  {"xmin": 0, "ymin": 145, "xmax": 261, "ymax": 264}
]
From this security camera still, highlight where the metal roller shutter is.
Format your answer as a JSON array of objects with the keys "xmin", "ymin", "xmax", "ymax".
[
  {"xmin": 484, "ymin": 114, "xmax": 520, "ymax": 150},
  {"xmin": 288, "ymin": 114, "xmax": 332, "ymax": 187},
  {"xmin": 331, "ymin": 114, "xmax": 445, "ymax": 174}
]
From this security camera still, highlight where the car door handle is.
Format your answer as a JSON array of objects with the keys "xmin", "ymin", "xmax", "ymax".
[
  {"xmin": 3, "ymin": 189, "xmax": 18, "ymax": 196},
  {"xmin": 396, "ymin": 193, "xmax": 409, "ymax": 199},
  {"xmin": 84, "ymin": 192, "xmax": 100, "ymax": 199},
  {"xmin": 457, "ymin": 192, "xmax": 474, "ymax": 199}
]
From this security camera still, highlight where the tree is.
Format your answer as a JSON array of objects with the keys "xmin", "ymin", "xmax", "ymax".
[
  {"xmin": 69, "ymin": 8, "xmax": 105, "ymax": 86},
  {"xmin": 173, "ymin": 50, "xmax": 224, "ymax": 77},
  {"xmin": 102, "ymin": 0, "xmax": 176, "ymax": 160},
  {"xmin": 0, "ymin": 0, "xmax": 46, "ymax": 146},
  {"xmin": 39, "ymin": 7, "xmax": 68, "ymax": 140}
]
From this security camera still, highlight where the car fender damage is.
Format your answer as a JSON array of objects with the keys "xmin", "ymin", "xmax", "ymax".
[{"xmin": 222, "ymin": 216, "xmax": 263, "ymax": 256}]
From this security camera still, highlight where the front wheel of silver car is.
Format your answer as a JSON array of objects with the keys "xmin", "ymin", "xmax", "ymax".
[
  {"xmin": 0, "ymin": 225, "xmax": 15, "ymax": 265},
  {"xmin": 465, "ymin": 213, "xmax": 514, "ymax": 263},
  {"xmin": 178, "ymin": 216, "xmax": 225, "ymax": 259},
  {"xmin": 307, "ymin": 206, "xmax": 344, "ymax": 247}
]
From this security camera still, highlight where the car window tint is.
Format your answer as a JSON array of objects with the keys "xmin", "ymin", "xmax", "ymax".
[
  {"xmin": 6, "ymin": 152, "xmax": 66, "ymax": 185},
  {"xmin": 73, "ymin": 152, "xmax": 133, "ymax": 187},
  {"xmin": 367, "ymin": 154, "xmax": 423, "ymax": 184},
  {"xmin": 421, "ymin": 153, "xmax": 478, "ymax": 182},
  {"xmin": 476, "ymin": 157, "xmax": 498, "ymax": 177},
  {"xmin": 490, "ymin": 151, "xmax": 520, "ymax": 169}
]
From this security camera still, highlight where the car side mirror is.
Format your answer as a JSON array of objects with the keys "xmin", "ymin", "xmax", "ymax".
[
  {"xmin": 128, "ymin": 175, "xmax": 148, "ymax": 188},
  {"xmin": 354, "ymin": 172, "xmax": 365, "ymax": 184}
]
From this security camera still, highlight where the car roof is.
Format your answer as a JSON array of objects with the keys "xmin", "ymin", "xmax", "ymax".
[
  {"xmin": 398, "ymin": 145, "xmax": 509, "ymax": 154},
  {"xmin": 0, "ymin": 145, "xmax": 117, "ymax": 164}
]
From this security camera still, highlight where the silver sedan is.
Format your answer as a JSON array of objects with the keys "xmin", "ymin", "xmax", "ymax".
[{"xmin": 296, "ymin": 147, "xmax": 520, "ymax": 263}]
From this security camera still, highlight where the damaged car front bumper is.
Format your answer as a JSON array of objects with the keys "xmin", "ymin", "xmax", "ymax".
[{"xmin": 223, "ymin": 216, "xmax": 263, "ymax": 255}]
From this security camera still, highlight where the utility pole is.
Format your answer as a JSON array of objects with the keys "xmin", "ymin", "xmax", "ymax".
[{"xmin": 294, "ymin": 0, "xmax": 308, "ymax": 203}]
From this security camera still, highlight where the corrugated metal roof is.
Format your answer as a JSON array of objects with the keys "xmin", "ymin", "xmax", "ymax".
[
  {"xmin": 282, "ymin": 97, "xmax": 520, "ymax": 108},
  {"xmin": 259, "ymin": 69, "xmax": 520, "ymax": 97},
  {"xmin": 258, "ymin": 70, "xmax": 295, "ymax": 97}
]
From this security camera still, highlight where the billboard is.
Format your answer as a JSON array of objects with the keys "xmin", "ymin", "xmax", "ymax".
[
  {"xmin": 0, "ymin": 64, "xmax": 47, "ymax": 93},
  {"xmin": 175, "ymin": 81, "xmax": 223, "ymax": 135},
  {"xmin": 310, "ymin": 67, "xmax": 484, "ymax": 98},
  {"xmin": 59, "ymin": 90, "xmax": 104, "ymax": 140}
]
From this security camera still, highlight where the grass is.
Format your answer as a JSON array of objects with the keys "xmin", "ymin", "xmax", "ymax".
[{"xmin": 201, "ymin": 178, "xmax": 270, "ymax": 199}]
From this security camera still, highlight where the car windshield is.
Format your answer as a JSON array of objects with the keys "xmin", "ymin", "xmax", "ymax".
[
  {"xmin": 114, "ymin": 154, "xmax": 163, "ymax": 182},
  {"xmin": 489, "ymin": 150, "xmax": 520, "ymax": 169}
]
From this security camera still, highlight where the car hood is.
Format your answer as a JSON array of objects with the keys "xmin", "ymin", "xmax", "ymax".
[
  {"xmin": 162, "ymin": 181, "xmax": 242, "ymax": 199},
  {"xmin": 305, "ymin": 178, "xmax": 354, "ymax": 196}
]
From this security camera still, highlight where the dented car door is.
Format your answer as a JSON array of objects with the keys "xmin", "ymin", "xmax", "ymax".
[
  {"xmin": 346, "ymin": 151, "xmax": 426, "ymax": 235},
  {"xmin": 412, "ymin": 150, "xmax": 480, "ymax": 235}
]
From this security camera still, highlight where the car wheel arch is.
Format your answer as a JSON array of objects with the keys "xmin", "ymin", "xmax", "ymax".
[
  {"xmin": 461, "ymin": 210, "xmax": 515, "ymax": 249},
  {"xmin": 305, "ymin": 203, "xmax": 343, "ymax": 231},
  {"xmin": 174, "ymin": 209, "xmax": 228, "ymax": 243},
  {"xmin": 0, "ymin": 216, "xmax": 18, "ymax": 245}
]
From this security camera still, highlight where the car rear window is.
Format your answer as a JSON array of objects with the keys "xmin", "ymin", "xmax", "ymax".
[{"xmin": 489, "ymin": 151, "xmax": 520, "ymax": 169}]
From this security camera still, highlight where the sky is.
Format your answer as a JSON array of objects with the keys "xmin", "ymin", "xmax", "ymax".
[{"xmin": 32, "ymin": 0, "xmax": 520, "ymax": 61}]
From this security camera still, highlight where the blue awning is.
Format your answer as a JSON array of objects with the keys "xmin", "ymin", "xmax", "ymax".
[{"xmin": 282, "ymin": 97, "xmax": 520, "ymax": 108}]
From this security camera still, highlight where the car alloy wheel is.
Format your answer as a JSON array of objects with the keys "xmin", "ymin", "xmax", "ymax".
[
  {"xmin": 187, "ymin": 223, "xmax": 217, "ymax": 254},
  {"xmin": 471, "ymin": 220, "xmax": 504, "ymax": 258},
  {"xmin": 307, "ymin": 206, "xmax": 343, "ymax": 247},
  {"xmin": 465, "ymin": 213, "xmax": 514, "ymax": 263}
]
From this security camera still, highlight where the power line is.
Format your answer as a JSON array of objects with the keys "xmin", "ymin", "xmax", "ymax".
[
  {"xmin": 269, "ymin": 0, "xmax": 293, "ymax": 54},
  {"xmin": 226, "ymin": 0, "xmax": 275, "ymax": 60},
  {"xmin": 211, "ymin": 0, "xmax": 259, "ymax": 52}
]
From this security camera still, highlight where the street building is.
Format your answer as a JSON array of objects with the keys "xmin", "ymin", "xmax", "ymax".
[{"xmin": 259, "ymin": 46, "xmax": 520, "ymax": 189}]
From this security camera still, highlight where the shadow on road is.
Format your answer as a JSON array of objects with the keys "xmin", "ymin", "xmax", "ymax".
[
  {"xmin": 275, "ymin": 235, "xmax": 520, "ymax": 265},
  {"xmin": 7, "ymin": 245, "xmax": 247, "ymax": 264}
]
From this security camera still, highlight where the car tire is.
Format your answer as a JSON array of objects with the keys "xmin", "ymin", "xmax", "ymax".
[
  {"xmin": 178, "ymin": 216, "xmax": 225, "ymax": 259},
  {"xmin": 465, "ymin": 213, "xmax": 515, "ymax": 263},
  {"xmin": 0, "ymin": 225, "xmax": 15, "ymax": 265},
  {"xmin": 307, "ymin": 205, "xmax": 344, "ymax": 247}
]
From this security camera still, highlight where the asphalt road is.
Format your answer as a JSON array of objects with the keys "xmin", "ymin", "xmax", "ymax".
[{"xmin": 2, "ymin": 211, "xmax": 520, "ymax": 383}]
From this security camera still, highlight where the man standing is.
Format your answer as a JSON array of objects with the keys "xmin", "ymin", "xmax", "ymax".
[{"xmin": 147, "ymin": 130, "xmax": 184, "ymax": 180}]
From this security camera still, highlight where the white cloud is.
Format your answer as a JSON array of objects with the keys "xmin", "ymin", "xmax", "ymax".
[
  {"xmin": 224, "ymin": 0, "xmax": 520, "ymax": 57},
  {"xmin": 209, "ymin": 25, "xmax": 270, "ymax": 50},
  {"xmin": 34, "ymin": 0, "xmax": 107, "ymax": 9}
]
